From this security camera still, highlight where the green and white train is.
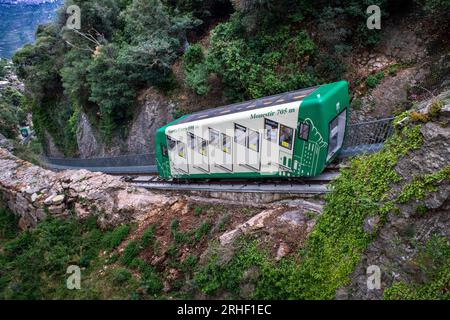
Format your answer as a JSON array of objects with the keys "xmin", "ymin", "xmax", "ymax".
[{"xmin": 155, "ymin": 80, "xmax": 349, "ymax": 179}]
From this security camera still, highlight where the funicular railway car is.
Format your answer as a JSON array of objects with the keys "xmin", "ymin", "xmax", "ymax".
[{"xmin": 155, "ymin": 80, "xmax": 349, "ymax": 179}]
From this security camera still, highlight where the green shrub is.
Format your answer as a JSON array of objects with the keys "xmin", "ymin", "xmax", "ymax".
[
  {"xmin": 194, "ymin": 206, "xmax": 203, "ymax": 216},
  {"xmin": 133, "ymin": 259, "xmax": 162, "ymax": 295},
  {"xmin": 0, "ymin": 208, "xmax": 19, "ymax": 240},
  {"xmin": 384, "ymin": 235, "xmax": 450, "ymax": 300},
  {"xmin": 121, "ymin": 240, "xmax": 141, "ymax": 266},
  {"xmin": 183, "ymin": 44, "xmax": 205, "ymax": 70},
  {"xmin": 102, "ymin": 225, "xmax": 131, "ymax": 250},
  {"xmin": 111, "ymin": 268, "xmax": 132, "ymax": 285},
  {"xmin": 140, "ymin": 224, "xmax": 156, "ymax": 248},
  {"xmin": 194, "ymin": 222, "xmax": 211, "ymax": 241},
  {"xmin": 218, "ymin": 215, "xmax": 230, "ymax": 231},
  {"xmin": 206, "ymin": 19, "xmax": 318, "ymax": 101},
  {"xmin": 388, "ymin": 64, "xmax": 400, "ymax": 76},
  {"xmin": 352, "ymin": 97, "xmax": 363, "ymax": 110},
  {"xmin": 195, "ymin": 241, "xmax": 269, "ymax": 297},
  {"xmin": 0, "ymin": 85, "xmax": 26, "ymax": 140},
  {"xmin": 183, "ymin": 255, "xmax": 198, "ymax": 269},
  {"xmin": 428, "ymin": 99, "xmax": 444, "ymax": 117},
  {"xmin": 0, "ymin": 59, "xmax": 8, "ymax": 78},
  {"xmin": 0, "ymin": 216, "xmax": 106, "ymax": 299},
  {"xmin": 183, "ymin": 44, "xmax": 210, "ymax": 95},
  {"xmin": 185, "ymin": 63, "xmax": 210, "ymax": 95},
  {"xmin": 366, "ymin": 71, "xmax": 385, "ymax": 89},
  {"xmin": 420, "ymin": 0, "xmax": 450, "ymax": 13}
]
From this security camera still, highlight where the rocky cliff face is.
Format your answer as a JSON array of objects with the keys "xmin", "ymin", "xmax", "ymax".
[
  {"xmin": 75, "ymin": 88, "xmax": 176, "ymax": 158},
  {"xmin": 347, "ymin": 10, "xmax": 449, "ymax": 123},
  {"xmin": 337, "ymin": 91, "xmax": 450, "ymax": 300}
]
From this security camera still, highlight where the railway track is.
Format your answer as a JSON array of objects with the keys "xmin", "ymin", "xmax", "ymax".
[{"xmin": 126, "ymin": 169, "xmax": 339, "ymax": 194}]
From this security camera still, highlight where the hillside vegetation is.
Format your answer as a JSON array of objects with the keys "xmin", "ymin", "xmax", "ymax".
[
  {"xmin": 1, "ymin": 104, "xmax": 448, "ymax": 299},
  {"xmin": 11, "ymin": 0, "xmax": 450, "ymax": 155}
]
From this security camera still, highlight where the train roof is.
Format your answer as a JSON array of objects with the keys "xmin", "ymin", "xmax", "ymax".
[{"xmin": 174, "ymin": 85, "xmax": 320, "ymax": 125}]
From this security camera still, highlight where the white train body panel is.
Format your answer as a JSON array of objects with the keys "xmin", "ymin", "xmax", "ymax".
[{"xmin": 165, "ymin": 101, "xmax": 302, "ymax": 177}]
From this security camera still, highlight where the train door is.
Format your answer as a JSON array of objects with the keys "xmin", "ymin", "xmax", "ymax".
[
  {"xmin": 247, "ymin": 128, "xmax": 260, "ymax": 171},
  {"xmin": 215, "ymin": 132, "xmax": 233, "ymax": 172},
  {"xmin": 278, "ymin": 124, "xmax": 295, "ymax": 171},
  {"xmin": 261, "ymin": 119, "xmax": 279, "ymax": 174},
  {"xmin": 188, "ymin": 132, "xmax": 209, "ymax": 173},
  {"xmin": 234, "ymin": 123, "xmax": 260, "ymax": 172},
  {"xmin": 208, "ymin": 128, "xmax": 220, "ymax": 170},
  {"xmin": 167, "ymin": 136, "xmax": 188, "ymax": 175},
  {"xmin": 234, "ymin": 124, "xmax": 247, "ymax": 171}
]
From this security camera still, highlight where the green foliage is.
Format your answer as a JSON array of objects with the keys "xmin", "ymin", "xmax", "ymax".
[
  {"xmin": 420, "ymin": 0, "xmax": 450, "ymax": 13},
  {"xmin": 140, "ymin": 265, "xmax": 163, "ymax": 296},
  {"xmin": 0, "ymin": 209, "xmax": 164, "ymax": 299},
  {"xmin": 130, "ymin": 258, "xmax": 163, "ymax": 295},
  {"xmin": 11, "ymin": 23, "xmax": 79, "ymax": 155},
  {"xmin": 183, "ymin": 44, "xmax": 210, "ymax": 95},
  {"xmin": 428, "ymin": 99, "xmax": 444, "ymax": 117},
  {"xmin": 102, "ymin": 224, "xmax": 131, "ymax": 250},
  {"xmin": 111, "ymin": 268, "xmax": 132, "ymax": 285},
  {"xmin": 185, "ymin": 63, "xmax": 210, "ymax": 95},
  {"xmin": 0, "ymin": 208, "xmax": 18, "ymax": 240},
  {"xmin": 194, "ymin": 222, "xmax": 211, "ymax": 241},
  {"xmin": 195, "ymin": 241, "xmax": 268, "ymax": 296},
  {"xmin": 183, "ymin": 44, "xmax": 205, "ymax": 70},
  {"xmin": 217, "ymin": 215, "xmax": 230, "ymax": 231},
  {"xmin": 366, "ymin": 71, "xmax": 385, "ymax": 89},
  {"xmin": 352, "ymin": 97, "xmax": 363, "ymax": 110},
  {"xmin": 0, "ymin": 59, "xmax": 8, "ymax": 78},
  {"xmin": 170, "ymin": 218, "xmax": 212, "ymax": 245},
  {"xmin": 121, "ymin": 240, "xmax": 140, "ymax": 266},
  {"xmin": 388, "ymin": 64, "xmax": 401, "ymax": 76},
  {"xmin": 0, "ymin": 215, "xmax": 103, "ymax": 299},
  {"xmin": 397, "ymin": 166, "xmax": 450, "ymax": 204},
  {"xmin": 183, "ymin": 254, "xmax": 198, "ymax": 269},
  {"xmin": 0, "ymin": 86, "xmax": 26, "ymax": 139},
  {"xmin": 207, "ymin": 19, "xmax": 318, "ymax": 101},
  {"xmin": 140, "ymin": 224, "xmax": 156, "ymax": 248},
  {"xmin": 13, "ymin": 0, "xmax": 200, "ymax": 146},
  {"xmin": 384, "ymin": 235, "xmax": 450, "ymax": 300},
  {"xmin": 193, "ymin": 206, "xmax": 203, "ymax": 216}
]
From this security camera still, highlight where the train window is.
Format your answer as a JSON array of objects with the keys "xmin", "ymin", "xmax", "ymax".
[
  {"xmin": 187, "ymin": 132, "xmax": 196, "ymax": 149},
  {"xmin": 327, "ymin": 109, "xmax": 347, "ymax": 161},
  {"xmin": 264, "ymin": 119, "xmax": 278, "ymax": 142},
  {"xmin": 248, "ymin": 129, "xmax": 259, "ymax": 152},
  {"xmin": 197, "ymin": 137, "xmax": 207, "ymax": 156},
  {"xmin": 167, "ymin": 137, "xmax": 176, "ymax": 151},
  {"xmin": 279, "ymin": 124, "xmax": 294, "ymax": 150},
  {"xmin": 222, "ymin": 134, "xmax": 231, "ymax": 154},
  {"xmin": 298, "ymin": 122, "xmax": 310, "ymax": 141},
  {"xmin": 177, "ymin": 141, "xmax": 186, "ymax": 158},
  {"xmin": 209, "ymin": 128, "xmax": 220, "ymax": 147},
  {"xmin": 234, "ymin": 124, "xmax": 247, "ymax": 146}
]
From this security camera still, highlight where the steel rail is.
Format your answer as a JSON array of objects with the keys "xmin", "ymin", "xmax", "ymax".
[{"xmin": 128, "ymin": 170, "xmax": 338, "ymax": 194}]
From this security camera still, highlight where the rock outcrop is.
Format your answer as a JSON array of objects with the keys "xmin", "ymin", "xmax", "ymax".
[
  {"xmin": 75, "ymin": 88, "xmax": 176, "ymax": 158},
  {"xmin": 125, "ymin": 88, "xmax": 175, "ymax": 155},
  {"xmin": 337, "ymin": 91, "xmax": 450, "ymax": 300},
  {"xmin": 0, "ymin": 147, "xmax": 176, "ymax": 229}
]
